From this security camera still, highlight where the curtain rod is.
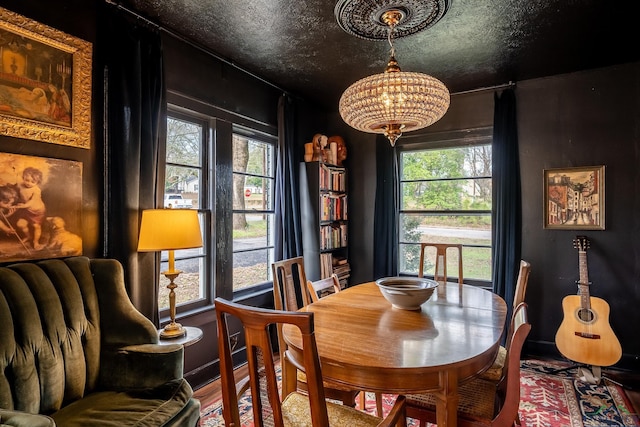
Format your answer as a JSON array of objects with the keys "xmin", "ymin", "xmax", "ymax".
[
  {"xmin": 451, "ymin": 81, "xmax": 516, "ymax": 96},
  {"xmin": 103, "ymin": 0, "xmax": 289, "ymax": 95}
]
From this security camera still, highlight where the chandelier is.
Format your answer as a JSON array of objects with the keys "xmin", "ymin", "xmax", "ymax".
[{"xmin": 336, "ymin": 1, "xmax": 450, "ymax": 146}]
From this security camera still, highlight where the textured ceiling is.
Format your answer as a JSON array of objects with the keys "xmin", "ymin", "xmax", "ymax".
[{"xmin": 121, "ymin": 0, "xmax": 638, "ymax": 110}]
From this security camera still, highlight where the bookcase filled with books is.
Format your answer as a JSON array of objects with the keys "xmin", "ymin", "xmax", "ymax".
[{"xmin": 299, "ymin": 161, "xmax": 351, "ymax": 289}]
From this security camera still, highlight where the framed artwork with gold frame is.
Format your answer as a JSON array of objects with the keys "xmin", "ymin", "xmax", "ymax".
[
  {"xmin": 544, "ymin": 165, "xmax": 604, "ymax": 230},
  {"xmin": 0, "ymin": 6, "xmax": 92, "ymax": 148}
]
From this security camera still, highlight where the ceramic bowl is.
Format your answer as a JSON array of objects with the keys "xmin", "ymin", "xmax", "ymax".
[{"xmin": 375, "ymin": 277, "xmax": 438, "ymax": 310}]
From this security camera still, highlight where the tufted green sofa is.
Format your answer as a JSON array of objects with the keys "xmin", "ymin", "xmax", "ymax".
[{"xmin": 0, "ymin": 257, "xmax": 200, "ymax": 427}]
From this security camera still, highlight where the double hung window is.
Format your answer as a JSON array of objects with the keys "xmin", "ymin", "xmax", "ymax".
[{"xmin": 398, "ymin": 136, "xmax": 493, "ymax": 284}]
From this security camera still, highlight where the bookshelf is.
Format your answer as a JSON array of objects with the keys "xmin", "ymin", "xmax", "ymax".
[{"xmin": 300, "ymin": 161, "xmax": 351, "ymax": 288}]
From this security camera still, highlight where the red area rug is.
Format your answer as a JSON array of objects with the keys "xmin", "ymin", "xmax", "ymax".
[{"xmin": 200, "ymin": 359, "xmax": 639, "ymax": 426}]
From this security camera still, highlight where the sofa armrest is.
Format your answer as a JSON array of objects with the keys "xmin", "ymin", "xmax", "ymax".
[
  {"xmin": 0, "ymin": 410, "xmax": 55, "ymax": 427},
  {"xmin": 99, "ymin": 343, "xmax": 184, "ymax": 391}
]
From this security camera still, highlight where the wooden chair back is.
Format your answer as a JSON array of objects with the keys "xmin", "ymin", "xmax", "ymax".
[
  {"xmin": 272, "ymin": 257, "xmax": 311, "ymax": 389},
  {"xmin": 513, "ymin": 260, "xmax": 531, "ymax": 309},
  {"xmin": 418, "ymin": 243, "xmax": 464, "ymax": 285},
  {"xmin": 272, "ymin": 256, "xmax": 312, "ymax": 311},
  {"xmin": 493, "ymin": 302, "xmax": 531, "ymax": 427},
  {"xmin": 215, "ymin": 297, "xmax": 330, "ymax": 427},
  {"xmin": 307, "ymin": 274, "xmax": 341, "ymax": 303}
]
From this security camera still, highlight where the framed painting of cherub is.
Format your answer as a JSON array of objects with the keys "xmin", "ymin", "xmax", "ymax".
[
  {"xmin": 0, "ymin": 152, "xmax": 82, "ymax": 262},
  {"xmin": 0, "ymin": 6, "xmax": 92, "ymax": 148}
]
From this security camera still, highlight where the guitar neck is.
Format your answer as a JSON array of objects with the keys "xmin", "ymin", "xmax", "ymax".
[{"xmin": 578, "ymin": 250, "xmax": 591, "ymax": 310}]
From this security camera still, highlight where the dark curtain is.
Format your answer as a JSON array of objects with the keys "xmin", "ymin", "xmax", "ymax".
[
  {"xmin": 492, "ymin": 89, "xmax": 522, "ymax": 320},
  {"xmin": 373, "ymin": 136, "xmax": 399, "ymax": 279},
  {"xmin": 274, "ymin": 94, "xmax": 303, "ymax": 260},
  {"xmin": 99, "ymin": 5, "xmax": 166, "ymax": 324}
]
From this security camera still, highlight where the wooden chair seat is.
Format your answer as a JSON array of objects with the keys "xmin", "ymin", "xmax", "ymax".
[
  {"xmin": 480, "ymin": 345, "xmax": 507, "ymax": 381},
  {"xmin": 282, "ymin": 392, "xmax": 389, "ymax": 427},
  {"xmin": 405, "ymin": 377, "xmax": 497, "ymax": 423}
]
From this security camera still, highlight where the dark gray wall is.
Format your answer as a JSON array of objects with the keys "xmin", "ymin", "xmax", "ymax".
[{"xmin": 351, "ymin": 62, "xmax": 640, "ymax": 370}]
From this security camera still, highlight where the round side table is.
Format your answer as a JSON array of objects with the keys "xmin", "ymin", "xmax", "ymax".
[{"xmin": 158, "ymin": 326, "xmax": 203, "ymax": 347}]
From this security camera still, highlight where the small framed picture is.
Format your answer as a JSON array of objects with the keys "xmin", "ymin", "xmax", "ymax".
[
  {"xmin": 0, "ymin": 6, "xmax": 92, "ymax": 148},
  {"xmin": 543, "ymin": 165, "xmax": 604, "ymax": 230}
]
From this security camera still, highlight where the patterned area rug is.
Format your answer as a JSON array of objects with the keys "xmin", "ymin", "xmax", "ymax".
[{"xmin": 199, "ymin": 359, "xmax": 639, "ymax": 427}]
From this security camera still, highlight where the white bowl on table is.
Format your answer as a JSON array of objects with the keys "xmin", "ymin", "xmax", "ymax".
[{"xmin": 375, "ymin": 277, "xmax": 438, "ymax": 310}]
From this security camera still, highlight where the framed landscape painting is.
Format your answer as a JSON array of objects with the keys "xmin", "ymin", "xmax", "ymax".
[
  {"xmin": 0, "ymin": 6, "xmax": 92, "ymax": 148},
  {"xmin": 0, "ymin": 152, "xmax": 82, "ymax": 262},
  {"xmin": 544, "ymin": 165, "xmax": 604, "ymax": 230}
]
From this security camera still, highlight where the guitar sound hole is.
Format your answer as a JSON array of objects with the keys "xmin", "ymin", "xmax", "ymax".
[{"xmin": 577, "ymin": 308, "xmax": 594, "ymax": 322}]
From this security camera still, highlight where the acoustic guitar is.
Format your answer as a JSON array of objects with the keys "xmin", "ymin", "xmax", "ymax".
[{"xmin": 555, "ymin": 236, "xmax": 622, "ymax": 367}]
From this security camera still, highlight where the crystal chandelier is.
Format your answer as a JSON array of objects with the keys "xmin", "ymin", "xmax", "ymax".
[{"xmin": 338, "ymin": 8, "xmax": 450, "ymax": 147}]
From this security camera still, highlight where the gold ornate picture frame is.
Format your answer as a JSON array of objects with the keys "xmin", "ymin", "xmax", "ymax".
[
  {"xmin": 0, "ymin": 7, "xmax": 92, "ymax": 148},
  {"xmin": 544, "ymin": 165, "xmax": 605, "ymax": 230}
]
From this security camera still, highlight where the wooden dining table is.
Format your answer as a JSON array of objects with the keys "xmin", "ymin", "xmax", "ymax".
[{"xmin": 282, "ymin": 281, "xmax": 507, "ymax": 427}]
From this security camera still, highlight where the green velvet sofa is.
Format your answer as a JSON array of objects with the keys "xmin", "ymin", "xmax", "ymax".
[{"xmin": 0, "ymin": 257, "xmax": 200, "ymax": 426}]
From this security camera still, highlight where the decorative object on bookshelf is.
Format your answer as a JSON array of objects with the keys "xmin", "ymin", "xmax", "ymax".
[
  {"xmin": 328, "ymin": 135, "xmax": 347, "ymax": 166},
  {"xmin": 300, "ymin": 160, "xmax": 350, "ymax": 286}
]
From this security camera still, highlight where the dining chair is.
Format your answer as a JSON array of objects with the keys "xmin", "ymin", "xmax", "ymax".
[
  {"xmin": 404, "ymin": 302, "xmax": 531, "ymax": 427},
  {"xmin": 479, "ymin": 260, "xmax": 531, "ymax": 382},
  {"xmin": 272, "ymin": 257, "xmax": 360, "ymax": 407},
  {"xmin": 417, "ymin": 243, "xmax": 464, "ymax": 285},
  {"xmin": 306, "ymin": 274, "xmax": 341, "ymax": 302},
  {"xmin": 215, "ymin": 297, "xmax": 408, "ymax": 427},
  {"xmin": 307, "ymin": 274, "xmax": 385, "ymax": 417}
]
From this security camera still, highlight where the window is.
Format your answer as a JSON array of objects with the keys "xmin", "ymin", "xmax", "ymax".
[
  {"xmin": 232, "ymin": 128, "xmax": 276, "ymax": 292},
  {"xmin": 398, "ymin": 139, "xmax": 492, "ymax": 283},
  {"xmin": 161, "ymin": 113, "xmax": 208, "ymax": 310},
  {"xmin": 162, "ymin": 96, "xmax": 278, "ymax": 310}
]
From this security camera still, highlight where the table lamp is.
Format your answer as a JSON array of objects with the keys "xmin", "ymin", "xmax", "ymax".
[{"xmin": 138, "ymin": 208, "xmax": 203, "ymax": 338}]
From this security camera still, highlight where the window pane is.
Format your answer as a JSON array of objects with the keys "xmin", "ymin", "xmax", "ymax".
[
  {"xmin": 233, "ymin": 176, "xmax": 273, "ymax": 211},
  {"xmin": 164, "ymin": 166, "xmax": 200, "ymax": 209},
  {"xmin": 166, "ymin": 117, "xmax": 201, "ymax": 166},
  {"xmin": 401, "ymin": 178, "xmax": 492, "ymax": 210},
  {"xmin": 233, "ymin": 248, "xmax": 272, "ymax": 291},
  {"xmin": 399, "ymin": 214, "xmax": 491, "ymax": 244},
  {"xmin": 162, "ymin": 113, "xmax": 207, "ymax": 311},
  {"xmin": 401, "ymin": 145, "xmax": 491, "ymax": 180},
  {"xmin": 233, "ymin": 135, "xmax": 274, "ymax": 176},
  {"xmin": 232, "ymin": 130, "xmax": 275, "ymax": 293}
]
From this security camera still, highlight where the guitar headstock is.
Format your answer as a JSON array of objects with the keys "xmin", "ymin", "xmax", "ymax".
[{"xmin": 573, "ymin": 235, "xmax": 590, "ymax": 252}]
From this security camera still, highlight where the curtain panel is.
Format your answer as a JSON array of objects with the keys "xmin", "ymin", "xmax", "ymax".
[
  {"xmin": 99, "ymin": 4, "xmax": 166, "ymax": 324},
  {"xmin": 491, "ymin": 88, "xmax": 522, "ymax": 320},
  {"xmin": 274, "ymin": 94, "xmax": 303, "ymax": 261},
  {"xmin": 373, "ymin": 136, "xmax": 399, "ymax": 279}
]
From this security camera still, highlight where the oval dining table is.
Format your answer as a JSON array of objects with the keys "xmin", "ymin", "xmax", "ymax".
[{"xmin": 282, "ymin": 281, "xmax": 507, "ymax": 427}]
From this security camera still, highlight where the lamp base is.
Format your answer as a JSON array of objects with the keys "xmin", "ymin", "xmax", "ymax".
[{"xmin": 159, "ymin": 321, "xmax": 186, "ymax": 339}]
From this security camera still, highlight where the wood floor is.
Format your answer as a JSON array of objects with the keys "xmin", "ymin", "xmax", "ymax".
[{"xmin": 195, "ymin": 362, "xmax": 640, "ymax": 417}]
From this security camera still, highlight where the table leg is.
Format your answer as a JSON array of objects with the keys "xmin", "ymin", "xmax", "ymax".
[
  {"xmin": 281, "ymin": 354, "xmax": 297, "ymax": 398},
  {"xmin": 434, "ymin": 369, "xmax": 459, "ymax": 427}
]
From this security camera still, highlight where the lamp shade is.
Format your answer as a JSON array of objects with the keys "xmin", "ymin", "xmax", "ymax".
[{"xmin": 138, "ymin": 209, "xmax": 203, "ymax": 251}]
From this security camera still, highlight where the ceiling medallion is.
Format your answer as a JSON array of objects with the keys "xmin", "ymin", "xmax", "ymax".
[
  {"xmin": 337, "ymin": 3, "xmax": 451, "ymax": 146},
  {"xmin": 334, "ymin": 0, "xmax": 450, "ymax": 40}
]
